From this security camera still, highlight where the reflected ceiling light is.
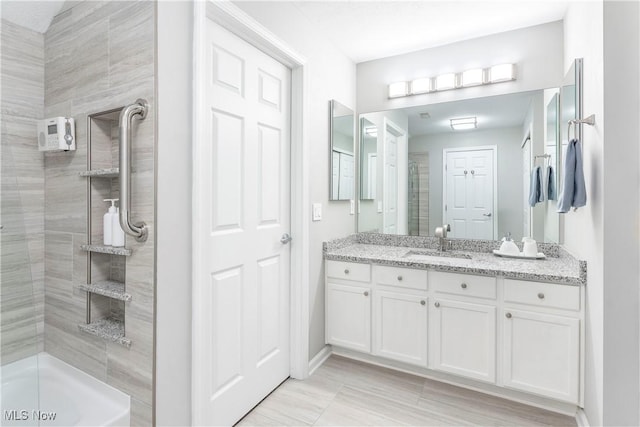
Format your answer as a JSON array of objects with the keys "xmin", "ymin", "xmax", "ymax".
[
  {"xmin": 387, "ymin": 63, "xmax": 516, "ymax": 98},
  {"xmin": 364, "ymin": 127, "xmax": 378, "ymax": 137},
  {"xmin": 435, "ymin": 73, "xmax": 456, "ymax": 91},
  {"xmin": 450, "ymin": 117, "xmax": 477, "ymax": 130},
  {"xmin": 388, "ymin": 81, "xmax": 408, "ymax": 98},
  {"xmin": 461, "ymin": 68, "xmax": 484, "ymax": 87},
  {"xmin": 489, "ymin": 63, "xmax": 516, "ymax": 83},
  {"xmin": 410, "ymin": 78, "xmax": 431, "ymax": 95}
]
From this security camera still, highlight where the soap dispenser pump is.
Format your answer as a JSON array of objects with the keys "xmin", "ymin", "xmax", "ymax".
[
  {"xmin": 499, "ymin": 232, "xmax": 520, "ymax": 255},
  {"xmin": 103, "ymin": 199, "xmax": 117, "ymax": 246}
]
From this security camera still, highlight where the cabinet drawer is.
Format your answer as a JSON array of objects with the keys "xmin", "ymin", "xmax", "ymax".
[
  {"xmin": 430, "ymin": 271, "xmax": 496, "ymax": 300},
  {"xmin": 375, "ymin": 265, "xmax": 428, "ymax": 290},
  {"xmin": 326, "ymin": 260, "xmax": 371, "ymax": 283},
  {"xmin": 504, "ymin": 280, "xmax": 580, "ymax": 311}
]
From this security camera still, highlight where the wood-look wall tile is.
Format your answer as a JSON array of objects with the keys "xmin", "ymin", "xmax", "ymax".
[
  {"xmin": 45, "ymin": 323, "xmax": 107, "ymax": 381},
  {"xmin": 129, "ymin": 398, "xmax": 153, "ymax": 427}
]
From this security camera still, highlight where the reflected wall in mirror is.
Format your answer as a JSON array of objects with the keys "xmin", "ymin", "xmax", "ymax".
[
  {"xmin": 330, "ymin": 100, "xmax": 355, "ymax": 201},
  {"xmin": 358, "ymin": 89, "xmax": 562, "ymax": 243}
]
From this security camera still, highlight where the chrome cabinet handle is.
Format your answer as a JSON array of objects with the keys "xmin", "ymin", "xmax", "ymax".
[
  {"xmin": 537, "ymin": 293, "xmax": 545, "ymax": 299},
  {"xmin": 434, "ymin": 302, "xmax": 440, "ymax": 308},
  {"xmin": 483, "ymin": 213, "xmax": 492, "ymax": 217},
  {"xmin": 280, "ymin": 233, "xmax": 292, "ymax": 244},
  {"xmin": 505, "ymin": 312, "xmax": 512, "ymax": 319},
  {"xmin": 397, "ymin": 275, "xmax": 403, "ymax": 281},
  {"xmin": 420, "ymin": 300, "xmax": 426, "ymax": 306},
  {"xmin": 364, "ymin": 291, "xmax": 369, "ymax": 297},
  {"xmin": 461, "ymin": 283, "xmax": 467, "ymax": 289},
  {"xmin": 344, "ymin": 269, "xmax": 349, "ymax": 274}
]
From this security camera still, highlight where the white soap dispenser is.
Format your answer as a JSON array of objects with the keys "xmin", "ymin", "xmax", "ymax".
[
  {"xmin": 111, "ymin": 202, "xmax": 125, "ymax": 247},
  {"xmin": 103, "ymin": 199, "xmax": 117, "ymax": 246}
]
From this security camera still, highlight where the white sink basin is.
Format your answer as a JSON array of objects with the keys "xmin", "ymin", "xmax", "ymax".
[{"xmin": 403, "ymin": 249, "xmax": 472, "ymax": 261}]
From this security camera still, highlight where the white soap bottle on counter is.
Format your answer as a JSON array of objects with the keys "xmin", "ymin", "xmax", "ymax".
[
  {"xmin": 112, "ymin": 203, "xmax": 125, "ymax": 247},
  {"xmin": 103, "ymin": 199, "xmax": 117, "ymax": 246}
]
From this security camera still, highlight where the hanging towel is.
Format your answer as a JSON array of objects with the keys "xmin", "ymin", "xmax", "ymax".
[
  {"xmin": 546, "ymin": 165, "xmax": 556, "ymax": 201},
  {"xmin": 557, "ymin": 139, "xmax": 587, "ymax": 213},
  {"xmin": 528, "ymin": 166, "xmax": 543, "ymax": 207}
]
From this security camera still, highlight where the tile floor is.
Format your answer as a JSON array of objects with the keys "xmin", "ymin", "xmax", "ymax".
[{"xmin": 236, "ymin": 355, "xmax": 577, "ymax": 426}]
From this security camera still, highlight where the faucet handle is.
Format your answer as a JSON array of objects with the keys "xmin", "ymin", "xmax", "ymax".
[{"xmin": 444, "ymin": 224, "xmax": 451, "ymax": 232}]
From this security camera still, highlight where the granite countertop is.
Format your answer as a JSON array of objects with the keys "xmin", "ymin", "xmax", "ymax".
[{"xmin": 324, "ymin": 235, "xmax": 586, "ymax": 286}]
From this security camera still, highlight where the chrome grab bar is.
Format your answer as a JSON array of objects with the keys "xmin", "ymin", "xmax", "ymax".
[{"xmin": 119, "ymin": 98, "xmax": 149, "ymax": 243}]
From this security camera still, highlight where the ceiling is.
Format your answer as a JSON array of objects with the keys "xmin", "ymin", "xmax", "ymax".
[
  {"xmin": 291, "ymin": 1, "xmax": 569, "ymax": 63},
  {"xmin": 403, "ymin": 90, "xmax": 538, "ymax": 136},
  {"xmin": 1, "ymin": 1, "xmax": 76, "ymax": 33}
]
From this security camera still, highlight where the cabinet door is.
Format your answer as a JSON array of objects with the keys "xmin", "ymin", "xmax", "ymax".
[
  {"xmin": 429, "ymin": 299, "xmax": 496, "ymax": 383},
  {"xmin": 326, "ymin": 283, "xmax": 371, "ymax": 352},
  {"xmin": 373, "ymin": 291, "xmax": 427, "ymax": 366},
  {"xmin": 503, "ymin": 309, "xmax": 579, "ymax": 403}
]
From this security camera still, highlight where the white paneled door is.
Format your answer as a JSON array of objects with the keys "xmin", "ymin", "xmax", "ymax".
[
  {"xmin": 444, "ymin": 148, "xmax": 496, "ymax": 239},
  {"xmin": 196, "ymin": 21, "xmax": 291, "ymax": 426}
]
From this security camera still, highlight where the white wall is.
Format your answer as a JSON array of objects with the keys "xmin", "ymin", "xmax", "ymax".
[
  {"xmin": 562, "ymin": 3, "xmax": 604, "ymax": 425},
  {"xmin": 410, "ymin": 127, "xmax": 523, "ymax": 239},
  {"xmin": 156, "ymin": 1, "xmax": 192, "ymax": 425},
  {"xmin": 233, "ymin": 1, "xmax": 357, "ymax": 361},
  {"xmin": 357, "ymin": 21, "xmax": 563, "ymax": 114}
]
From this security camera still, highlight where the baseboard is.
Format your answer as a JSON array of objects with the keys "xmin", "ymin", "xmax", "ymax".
[
  {"xmin": 308, "ymin": 344, "xmax": 332, "ymax": 376},
  {"xmin": 575, "ymin": 408, "xmax": 590, "ymax": 427}
]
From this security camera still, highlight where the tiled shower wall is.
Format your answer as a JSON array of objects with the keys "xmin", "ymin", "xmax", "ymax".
[
  {"xmin": 0, "ymin": 20, "xmax": 45, "ymax": 364},
  {"xmin": 43, "ymin": 2, "xmax": 155, "ymax": 425}
]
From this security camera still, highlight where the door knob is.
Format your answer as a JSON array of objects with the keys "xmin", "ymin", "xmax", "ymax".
[
  {"xmin": 280, "ymin": 233, "xmax": 292, "ymax": 244},
  {"xmin": 483, "ymin": 213, "xmax": 492, "ymax": 217}
]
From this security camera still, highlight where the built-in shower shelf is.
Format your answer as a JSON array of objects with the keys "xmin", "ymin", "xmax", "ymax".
[
  {"xmin": 78, "ymin": 317, "xmax": 131, "ymax": 348},
  {"xmin": 81, "ymin": 244, "xmax": 131, "ymax": 256},
  {"xmin": 79, "ymin": 168, "xmax": 119, "ymax": 178},
  {"xmin": 78, "ymin": 281, "xmax": 131, "ymax": 302}
]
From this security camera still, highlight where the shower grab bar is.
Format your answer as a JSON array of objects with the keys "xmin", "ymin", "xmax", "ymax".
[{"xmin": 119, "ymin": 98, "xmax": 149, "ymax": 243}]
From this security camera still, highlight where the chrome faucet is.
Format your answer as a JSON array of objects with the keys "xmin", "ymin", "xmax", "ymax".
[{"xmin": 435, "ymin": 224, "xmax": 451, "ymax": 252}]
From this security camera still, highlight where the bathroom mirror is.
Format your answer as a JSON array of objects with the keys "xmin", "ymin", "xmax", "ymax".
[
  {"xmin": 329, "ymin": 100, "xmax": 355, "ymax": 201},
  {"xmin": 357, "ymin": 89, "xmax": 562, "ymax": 242},
  {"xmin": 360, "ymin": 118, "xmax": 378, "ymax": 200},
  {"xmin": 559, "ymin": 58, "xmax": 582, "ymax": 189}
]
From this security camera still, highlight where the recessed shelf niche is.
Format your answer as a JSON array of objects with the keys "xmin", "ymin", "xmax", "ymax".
[{"xmin": 77, "ymin": 107, "xmax": 132, "ymax": 347}]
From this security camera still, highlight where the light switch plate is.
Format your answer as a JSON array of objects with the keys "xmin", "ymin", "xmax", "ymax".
[
  {"xmin": 350, "ymin": 200, "xmax": 355, "ymax": 215},
  {"xmin": 312, "ymin": 203, "xmax": 322, "ymax": 221}
]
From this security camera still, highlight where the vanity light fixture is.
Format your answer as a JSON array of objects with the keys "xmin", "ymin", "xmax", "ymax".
[
  {"xmin": 461, "ymin": 68, "xmax": 485, "ymax": 87},
  {"xmin": 388, "ymin": 81, "xmax": 409, "ymax": 98},
  {"xmin": 450, "ymin": 117, "xmax": 477, "ymax": 130},
  {"xmin": 410, "ymin": 78, "xmax": 431, "ymax": 95},
  {"xmin": 435, "ymin": 73, "xmax": 456, "ymax": 91},
  {"xmin": 388, "ymin": 63, "xmax": 517, "ymax": 98},
  {"xmin": 489, "ymin": 63, "xmax": 516, "ymax": 83}
]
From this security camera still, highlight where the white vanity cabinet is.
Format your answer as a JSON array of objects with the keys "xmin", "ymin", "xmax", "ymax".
[
  {"xmin": 372, "ymin": 266, "xmax": 428, "ymax": 366},
  {"xmin": 326, "ymin": 261, "xmax": 372, "ymax": 352},
  {"xmin": 428, "ymin": 271, "xmax": 497, "ymax": 383},
  {"xmin": 325, "ymin": 259, "xmax": 584, "ymax": 407},
  {"xmin": 502, "ymin": 279, "xmax": 581, "ymax": 404}
]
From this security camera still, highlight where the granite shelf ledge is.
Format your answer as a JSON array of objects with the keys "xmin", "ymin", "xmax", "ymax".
[
  {"xmin": 79, "ymin": 168, "xmax": 119, "ymax": 178},
  {"xmin": 80, "ymin": 244, "xmax": 131, "ymax": 256},
  {"xmin": 78, "ymin": 280, "xmax": 131, "ymax": 302},
  {"xmin": 78, "ymin": 317, "xmax": 131, "ymax": 348}
]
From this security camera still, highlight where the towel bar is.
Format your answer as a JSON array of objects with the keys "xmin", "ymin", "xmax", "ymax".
[{"xmin": 568, "ymin": 114, "xmax": 596, "ymax": 142}]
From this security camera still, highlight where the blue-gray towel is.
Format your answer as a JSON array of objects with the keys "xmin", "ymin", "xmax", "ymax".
[
  {"xmin": 547, "ymin": 165, "xmax": 556, "ymax": 201},
  {"xmin": 528, "ymin": 166, "xmax": 543, "ymax": 207},
  {"xmin": 557, "ymin": 139, "xmax": 586, "ymax": 213}
]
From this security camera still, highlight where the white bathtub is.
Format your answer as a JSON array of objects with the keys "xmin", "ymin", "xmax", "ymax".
[{"xmin": 0, "ymin": 353, "xmax": 130, "ymax": 426}]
